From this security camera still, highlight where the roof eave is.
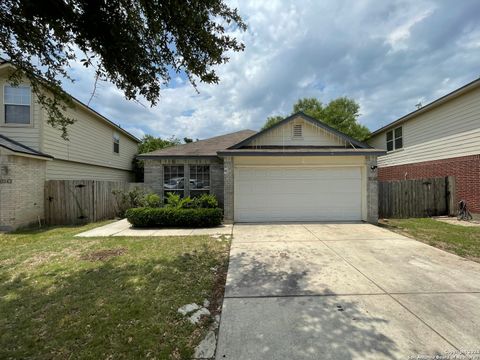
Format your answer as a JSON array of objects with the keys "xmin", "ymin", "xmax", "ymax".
[
  {"xmin": 217, "ymin": 150, "xmax": 386, "ymax": 157},
  {"xmin": 229, "ymin": 112, "xmax": 372, "ymax": 149}
]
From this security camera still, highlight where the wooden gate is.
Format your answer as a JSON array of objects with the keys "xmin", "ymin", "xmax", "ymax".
[
  {"xmin": 378, "ymin": 177, "xmax": 455, "ymax": 219},
  {"xmin": 44, "ymin": 180, "xmax": 145, "ymax": 225}
]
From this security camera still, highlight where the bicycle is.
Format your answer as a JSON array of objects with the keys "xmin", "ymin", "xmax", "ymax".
[{"xmin": 457, "ymin": 200, "xmax": 473, "ymax": 221}]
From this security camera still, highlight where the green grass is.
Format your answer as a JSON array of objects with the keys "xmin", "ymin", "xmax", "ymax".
[
  {"xmin": 380, "ymin": 218, "xmax": 480, "ymax": 262},
  {"xmin": 0, "ymin": 222, "xmax": 230, "ymax": 359}
]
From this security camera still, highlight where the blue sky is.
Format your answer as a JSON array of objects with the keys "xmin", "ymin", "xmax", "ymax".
[{"xmin": 62, "ymin": 0, "xmax": 480, "ymax": 140}]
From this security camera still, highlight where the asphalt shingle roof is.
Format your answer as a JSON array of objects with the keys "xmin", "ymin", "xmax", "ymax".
[
  {"xmin": 0, "ymin": 134, "xmax": 53, "ymax": 159},
  {"xmin": 138, "ymin": 129, "xmax": 257, "ymax": 158}
]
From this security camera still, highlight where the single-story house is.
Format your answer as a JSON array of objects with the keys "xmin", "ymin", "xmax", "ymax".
[
  {"xmin": 368, "ymin": 78, "xmax": 480, "ymax": 216},
  {"xmin": 139, "ymin": 112, "xmax": 385, "ymax": 223}
]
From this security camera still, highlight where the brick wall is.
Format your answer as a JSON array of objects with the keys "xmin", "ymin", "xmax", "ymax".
[
  {"xmin": 0, "ymin": 152, "xmax": 47, "ymax": 231},
  {"xmin": 378, "ymin": 154, "xmax": 480, "ymax": 213}
]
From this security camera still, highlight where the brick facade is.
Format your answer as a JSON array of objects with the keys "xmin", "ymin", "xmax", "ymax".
[
  {"xmin": 143, "ymin": 158, "xmax": 225, "ymax": 207},
  {"xmin": 0, "ymin": 151, "xmax": 47, "ymax": 231},
  {"xmin": 378, "ymin": 154, "xmax": 480, "ymax": 213}
]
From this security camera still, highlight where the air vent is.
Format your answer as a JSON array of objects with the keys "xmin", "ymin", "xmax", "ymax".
[{"xmin": 293, "ymin": 124, "xmax": 303, "ymax": 138}]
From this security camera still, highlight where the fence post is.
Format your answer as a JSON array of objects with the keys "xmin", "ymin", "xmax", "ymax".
[{"xmin": 447, "ymin": 176, "xmax": 456, "ymax": 216}]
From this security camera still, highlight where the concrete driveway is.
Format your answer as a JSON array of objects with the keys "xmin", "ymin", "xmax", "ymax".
[{"xmin": 216, "ymin": 223, "xmax": 480, "ymax": 360}]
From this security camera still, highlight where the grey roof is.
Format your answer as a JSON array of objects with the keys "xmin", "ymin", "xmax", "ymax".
[
  {"xmin": 230, "ymin": 112, "xmax": 373, "ymax": 150},
  {"xmin": 0, "ymin": 134, "xmax": 53, "ymax": 159},
  {"xmin": 137, "ymin": 129, "xmax": 257, "ymax": 158},
  {"xmin": 369, "ymin": 77, "xmax": 480, "ymax": 138},
  {"xmin": 217, "ymin": 148, "xmax": 386, "ymax": 156}
]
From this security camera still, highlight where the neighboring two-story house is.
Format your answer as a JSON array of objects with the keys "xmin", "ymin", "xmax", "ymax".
[
  {"xmin": 369, "ymin": 78, "xmax": 480, "ymax": 216},
  {"xmin": 0, "ymin": 61, "xmax": 140, "ymax": 230}
]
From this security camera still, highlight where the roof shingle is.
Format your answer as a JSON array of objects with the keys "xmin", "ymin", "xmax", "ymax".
[{"xmin": 138, "ymin": 129, "xmax": 256, "ymax": 158}]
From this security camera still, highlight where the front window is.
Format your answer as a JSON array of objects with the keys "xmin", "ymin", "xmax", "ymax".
[
  {"xmin": 113, "ymin": 132, "xmax": 120, "ymax": 153},
  {"xmin": 189, "ymin": 165, "xmax": 210, "ymax": 197},
  {"xmin": 164, "ymin": 165, "xmax": 184, "ymax": 197},
  {"xmin": 4, "ymin": 85, "xmax": 31, "ymax": 124},
  {"xmin": 386, "ymin": 126, "xmax": 403, "ymax": 151}
]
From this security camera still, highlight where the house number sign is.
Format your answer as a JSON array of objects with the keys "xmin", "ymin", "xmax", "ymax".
[{"xmin": 0, "ymin": 179, "xmax": 12, "ymax": 184}]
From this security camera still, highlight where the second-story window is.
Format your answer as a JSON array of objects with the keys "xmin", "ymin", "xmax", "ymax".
[
  {"xmin": 4, "ymin": 85, "xmax": 31, "ymax": 125},
  {"xmin": 113, "ymin": 132, "xmax": 120, "ymax": 153},
  {"xmin": 386, "ymin": 126, "xmax": 403, "ymax": 151}
]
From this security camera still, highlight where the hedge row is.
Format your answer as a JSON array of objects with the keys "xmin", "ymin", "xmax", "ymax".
[{"xmin": 126, "ymin": 207, "xmax": 223, "ymax": 228}]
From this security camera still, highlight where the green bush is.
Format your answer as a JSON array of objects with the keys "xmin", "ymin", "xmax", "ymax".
[
  {"xmin": 144, "ymin": 193, "xmax": 161, "ymax": 208},
  {"xmin": 126, "ymin": 207, "xmax": 223, "ymax": 228},
  {"xmin": 192, "ymin": 194, "xmax": 218, "ymax": 209},
  {"xmin": 112, "ymin": 187, "xmax": 148, "ymax": 217},
  {"xmin": 164, "ymin": 192, "xmax": 219, "ymax": 209}
]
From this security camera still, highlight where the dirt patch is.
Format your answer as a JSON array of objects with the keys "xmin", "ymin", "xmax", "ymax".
[{"xmin": 80, "ymin": 248, "xmax": 127, "ymax": 262}]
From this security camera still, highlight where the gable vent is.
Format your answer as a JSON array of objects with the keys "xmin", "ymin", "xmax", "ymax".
[{"xmin": 293, "ymin": 124, "xmax": 303, "ymax": 138}]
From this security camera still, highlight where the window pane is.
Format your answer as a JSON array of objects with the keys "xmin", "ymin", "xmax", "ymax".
[
  {"xmin": 395, "ymin": 137, "xmax": 403, "ymax": 149},
  {"xmin": 113, "ymin": 142, "xmax": 119, "ymax": 153},
  {"xmin": 164, "ymin": 165, "xmax": 185, "ymax": 198},
  {"xmin": 386, "ymin": 140, "xmax": 394, "ymax": 151},
  {"xmin": 5, "ymin": 105, "xmax": 30, "ymax": 124},
  {"xmin": 386, "ymin": 130, "xmax": 393, "ymax": 141},
  {"xmin": 394, "ymin": 127, "xmax": 402, "ymax": 138},
  {"xmin": 189, "ymin": 165, "xmax": 210, "ymax": 191},
  {"xmin": 4, "ymin": 86, "xmax": 31, "ymax": 105}
]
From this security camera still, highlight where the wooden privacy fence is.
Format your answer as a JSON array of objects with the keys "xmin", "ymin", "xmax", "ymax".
[
  {"xmin": 379, "ymin": 176, "xmax": 456, "ymax": 219},
  {"xmin": 45, "ymin": 180, "xmax": 148, "ymax": 225}
]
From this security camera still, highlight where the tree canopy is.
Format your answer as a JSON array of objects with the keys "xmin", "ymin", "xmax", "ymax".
[
  {"xmin": 0, "ymin": 0, "xmax": 246, "ymax": 138},
  {"xmin": 134, "ymin": 135, "xmax": 181, "ymax": 181},
  {"xmin": 262, "ymin": 97, "xmax": 370, "ymax": 141}
]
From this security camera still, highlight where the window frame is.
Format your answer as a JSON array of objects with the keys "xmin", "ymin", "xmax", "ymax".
[
  {"xmin": 386, "ymin": 126, "xmax": 403, "ymax": 152},
  {"xmin": 189, "ymin": 165, "xmax": 211, "ymax": 197},
  {"xmin": 113, "ymin": 132, "xmax": 120, "ymax": 154},
  {"xmin": 163, "ymin": 165, "xmax": 185, "ymax": 198},
  {"xmin": 2, "ymin": 84, "xmax": 33, "ymax": 127}
]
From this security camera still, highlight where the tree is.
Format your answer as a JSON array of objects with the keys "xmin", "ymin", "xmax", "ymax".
[
  {"xmin": 261, "ymin": 115, "xmax": 284, "ymax": 130},
  {"xmin": 292, "ymin": 98, "xmax": 323, "ymax": 120},
  {"xmin": 322, "ymin": 97, "xmax": 370, "ymax": 141},
  {"xmin": 0, "ymin": 0, "xmax": 246, "ymax": 138},
  {"xmin": 134, "ymin": 135, "xmax": 181, "ymax": 181},
  {"xmin": 261, "ymin": 97, "xmax": 370, "ymax": 141}
]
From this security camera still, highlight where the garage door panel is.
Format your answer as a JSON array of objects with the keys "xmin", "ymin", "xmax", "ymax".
[{"xmin": 235, "ymin": 167, "xmax": 362, "ymax": 222}]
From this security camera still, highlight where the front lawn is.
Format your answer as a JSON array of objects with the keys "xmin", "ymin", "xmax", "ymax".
[
  {"xmin": 0, "ymin": 222, "xmax": 230, "ymax": 359},
  {"xmin": 380, "ymin": 218, "xmax": 480, "ymax": 262}
]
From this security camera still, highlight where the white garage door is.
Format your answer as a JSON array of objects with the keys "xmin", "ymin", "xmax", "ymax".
[{"xmin": 234, "ymin": 167, "xmax": 362, "ymax": 222}]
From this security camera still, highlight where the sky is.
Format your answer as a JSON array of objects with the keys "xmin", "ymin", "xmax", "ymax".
[{"xmin": 62, "ymin": 0, "xmax": 480, "ymax": 140}]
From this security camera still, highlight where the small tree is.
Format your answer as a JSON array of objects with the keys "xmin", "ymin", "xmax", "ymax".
[
  {"xmin": 261, "ymin": 97, "xmax": 370, "ymax": 141},
  {"xmin": 133, "ymin": 135, "xmax": 181, "ymax": 181}
]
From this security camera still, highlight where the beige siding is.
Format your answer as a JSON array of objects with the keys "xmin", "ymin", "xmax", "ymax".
[
  {"xmin": 42, "ymin": 105, "xmax": 138, "ymax": 171},
  {"xmin": 369, "ymin": 86, "xmax": 480, "ymax": 167},
  {"xmin": 0, "ymin": 75, "xmax": 42, "ymax": 151},
  {"xmin": 46, "ymin": 159, "xmax": 133, "ymax": 181},
  {"xmin": 250, "ymin": 116, "xmax": 347, "ymax": 147}
]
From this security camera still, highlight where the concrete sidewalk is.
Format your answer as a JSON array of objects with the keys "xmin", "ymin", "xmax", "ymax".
[
  {"xmin": 75, "ymin": 218, "xmax": 233, "ymax": 237},
  {"xmin": 215, "ymin": 223, "xmax": 480, "ymax": 360}
]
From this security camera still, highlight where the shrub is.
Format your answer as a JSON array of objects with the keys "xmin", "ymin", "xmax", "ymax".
[
  {"xmin": 144, "ymin": 193, "xmax": 161, "ymax": 208},
  {"xmin": 126, "ymin": 207, "xmax": 223, "ymax": 228},
  {"xmin": 192, "ymin": 194, "xmax": 218, "ymax": 209},
  {"xmin": 112, "ymin": 187, "xmax": 147, "ymax": 217}
]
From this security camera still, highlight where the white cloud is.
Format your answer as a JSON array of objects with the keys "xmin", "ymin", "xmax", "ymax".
[{"xmin": 60, "ymin": 0, "xmax": 480, "ymax": 139}]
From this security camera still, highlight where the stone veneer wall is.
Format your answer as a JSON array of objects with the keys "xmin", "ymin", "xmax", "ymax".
[
  {"xmin": 0, "ymin": 150, "xmax": 47, "ymax": 231},
  {"xmin": 143, "ymin": 158, "xmax": 225, "ymax": 207}
]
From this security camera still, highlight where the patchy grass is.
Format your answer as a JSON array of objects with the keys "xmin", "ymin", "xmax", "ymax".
[
  {"xmin": 380, "ymin": 218, "xmax": 480, "ymax": 262},
  {"xmin": 0, "ymin": 222, "xmax": 230, "ymax": 359}
]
